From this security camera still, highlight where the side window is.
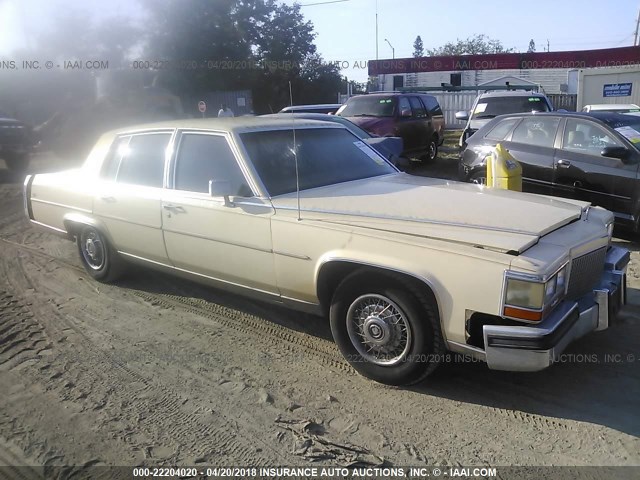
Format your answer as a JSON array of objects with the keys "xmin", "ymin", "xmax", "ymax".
[
  {"xmin": 562, "ymin": 119, "xmax": 623, "ymax": 155},
  {"xmin": 422, "ymin": 96, "xmax": 443, "ymax": 116},
  {"xmin": 408, "ymin": 97, "xmax": 427, "ymax": 118},
  {"xmin": 100, "ymin": 136, "xmax": 130, "ymax": 181},
  {"xmin": 174, "ymin": 133, "xmax": 252, "ymax": 196},
  {"xmin": 510, "ymin": 117, "xmax": 560, "ymax": 148},
  {"xmin": 116, "ymin": 133, "xmax": 171, "ymax": 188},
  {"xmin": 397, "ymin": 97, "xmax": 411, "ymax": 116},
  {"xmin": 485, "ymin": 118, "xmax": 519, "ymax": 141}
]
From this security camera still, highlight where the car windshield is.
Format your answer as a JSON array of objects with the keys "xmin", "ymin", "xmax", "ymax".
[
  {"xmin": 337, "ymin": 96, "xmax": 396, "ymax": 117},
  {"xmin": 241, "ymin": 128, "xmax": 396, "ymax": 196},
  {"xmin": 602, "ymin": 116, "xmax": 640, "ymax": 150},
  {"xmin": 472, "ymin": 96, "xmax": 551, "ymax": 119}
]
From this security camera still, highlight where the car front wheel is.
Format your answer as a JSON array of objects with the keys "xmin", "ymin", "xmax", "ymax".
[
  {"xmin": 77, "ymin": 226, "xmax": 125, "ymax": 282},
  {"xmin": 329, "ymin": 271, "xmax": 444, "ymax": 385}
]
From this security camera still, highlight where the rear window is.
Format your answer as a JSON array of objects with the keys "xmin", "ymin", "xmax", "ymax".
[
  {"xmin": 471, "ymin": 96, "xmax": 551, "ymax": 120},
  {"xmin": 421, "ymin": 95, "xmax": 443, "ymax": 116},
  {"xmin": 485, "ymin": 118, "xmax": 519, "ymax": 141},
  {"xmin": 337, "ymin": 96, "xmax": 396, "ymax": 117},
  {"xmin": 241, "ymin": 128, "xmax": 395, "ymax": 196}
]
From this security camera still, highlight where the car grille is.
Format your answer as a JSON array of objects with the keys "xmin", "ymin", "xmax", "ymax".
[{"xmin": 567, "ymin": 247, "xmax": 607, "ymax": 300}]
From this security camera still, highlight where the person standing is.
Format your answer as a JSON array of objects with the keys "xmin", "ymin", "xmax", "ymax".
[{"xmin": 217, "ymin": 104, "xmax": 234, "ymax": 118}]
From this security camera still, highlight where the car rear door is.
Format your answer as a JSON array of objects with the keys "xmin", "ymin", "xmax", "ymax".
[
  {"xmin": 395, "ymin": 96, "xmax": 421, "ymax": 153},
  {"xmin": 502, "ymin": 116, "xmax": 561, "ymax": 195},
  {"xmin": 93, "ymin": 131, "xmax": 172, "ymax": 264},
  {"xmin": 552, "ymin": 117, "xmax": 637, "ymax": 215},
  {"xmin": 407, "ymin": 96, "xmax": 432, "ymax": 150}
]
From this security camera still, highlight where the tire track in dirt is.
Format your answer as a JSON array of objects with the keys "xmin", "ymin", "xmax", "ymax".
[
  {"xmin": 1, "ymin": 236, "xmax": 352, "ymax": 374},
  {"xmin": 2, "ymin": 230, "xmax": 635, "ymax": 464},
  {"xmin": 0, "ymin": 249, "xmax": 297, "ymax": 467},
  {"xmin": 0, "ymin": 291, "xmax": 52, "ymax": 372}
]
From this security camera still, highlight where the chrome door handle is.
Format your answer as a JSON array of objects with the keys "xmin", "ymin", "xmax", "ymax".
[
  {"xmin": 557, "ymin": 159, "xmax": 571, "ymax": 168},
  {"xmin": 163, "ymin": 204, "xmax": 186, "ymax": 213}
]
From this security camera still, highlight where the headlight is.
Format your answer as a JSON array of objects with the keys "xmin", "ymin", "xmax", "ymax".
[
  {"xmin": 503, "ymin": 263, "xmax": 569, "ymax": 322},
  {"xmin": 505, "ymin": 278, "xmax": 545, "ymax": 310},
  {"xmin": 606, "ymin": 222, "xmax": 614, "ymax": 244}
]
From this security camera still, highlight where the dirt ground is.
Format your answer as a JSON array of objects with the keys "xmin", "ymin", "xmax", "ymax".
[{"xmin": 0, "ymin": 145, "xmax": 639, "ymax": 476}]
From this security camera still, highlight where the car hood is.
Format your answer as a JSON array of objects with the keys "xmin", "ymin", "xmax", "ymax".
[
  {"xmin": 271, "ymin": 174, "xmax": 588, "ymax": 254},
  {"xmin": 342, "ymin": 116, "xmax": 393, "ymax": 135}
]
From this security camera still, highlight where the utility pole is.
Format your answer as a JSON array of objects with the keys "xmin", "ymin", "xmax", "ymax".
[
  {"xmin": 547, "ymin": 39, "xmax": 550, "ymax": 52},
  {"xmin": 635, "ymin": 5, "xmax": 640, "ymax": 46},
  {"xmin": 375, "ymin": 0, "xmax": 379, "ymax": 61}
]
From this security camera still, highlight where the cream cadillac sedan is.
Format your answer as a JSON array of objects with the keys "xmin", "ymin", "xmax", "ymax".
[{"xmin": 24, "ymin": 117, "xmax": 629, "ymax": 385}]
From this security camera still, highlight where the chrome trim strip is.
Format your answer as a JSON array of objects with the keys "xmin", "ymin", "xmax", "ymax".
[
  {"xmin": 29, "ymin": 219, "xmax": 69, "ymax": 236},
  {"xmin": 30, "ymin": 198, "xmax": 92, "ymax": 214},
  {"xmin": 316, "ymin": 257, "xmax": 447, "ymax": 343},
  {"xmin": 92, "ymin": 213, "xmax": 161, "ymax": 230},
  {"xmin": 23, "ymin": 174, "xmax": 32, "ymax": 219},
  {"xmin": 273, "ymin": 250, "xmax": 311, "ymax": 260},
  {"xmin": 447, "ymin": 341, "xmax": 487, "ymax": 362},
  {"xmin": 118, "ymin": 251, "xmax": 281, "ymax": 298},
  {"xmin": 162, "ymin": 227, "xmax": 273, "ymax": 254},
  {"xmin": 275, "ymin": 205, "xmax": 547, "ymax": 237}
]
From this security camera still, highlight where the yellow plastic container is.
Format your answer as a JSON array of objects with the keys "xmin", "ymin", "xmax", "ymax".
[{"xmin": 486, "ymin": 143, "xmax": 522, "ymax": 191}]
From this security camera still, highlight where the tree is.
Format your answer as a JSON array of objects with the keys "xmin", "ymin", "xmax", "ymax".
[
  {"xmin": 141, "ymin": 0, "xmax": 342, "ymax": 112},
  {"xmin": 527, "ymin": 39, "xmax": 536, "ymax": 53},
  {"xmin": 426, "ymin": 34, "xmax": 514, "ymax": 56},
  {"xmin": 413, "ymin": 35, "xmax": 424, "ymax": 57}
]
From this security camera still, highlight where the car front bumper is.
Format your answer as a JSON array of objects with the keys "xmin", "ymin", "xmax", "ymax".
[{"xmin": 483, "ymin": 246, "xmax": 629, "ymax": 372}]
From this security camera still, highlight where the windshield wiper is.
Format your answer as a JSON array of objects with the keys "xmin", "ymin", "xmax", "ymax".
[{"xmin": 473, "ymin": 114, "xmax": 497, "ymax": 119}]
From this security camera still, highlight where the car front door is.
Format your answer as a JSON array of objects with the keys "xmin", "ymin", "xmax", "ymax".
[
  {"xmin": 94, "ymin": 131, "xmax": 173, "ymax": 264},
  {"xmin": 552, "ymin": 118, "xmax": 637, "ymax": 216},
  {"xmin": 161, "ymin": 131, "xmax": 278, "ymax": 295},
  {"xmin": 502, "ymin": 116, "xmax": 561, "ymax": 195}
]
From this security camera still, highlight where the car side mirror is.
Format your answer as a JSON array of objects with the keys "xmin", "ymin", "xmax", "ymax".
[
  {"xmin": 601, "ymin": 145, "xmax": 630, "ymax": 162},
  {"xmin": 209, "ymin": 179, "xmax": 234, "ymax": 207},
  {"xmin": 455, "ymin": 110, "xmax": 469, "ymax": 121},
  {"xmin": 400, "ymin": 108, "xmax": 412, "ymax": 118}
]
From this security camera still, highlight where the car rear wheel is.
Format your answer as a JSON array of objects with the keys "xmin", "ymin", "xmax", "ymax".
[
  {"xmin": 329, "ymin": 270, "xmax": 444, "ymax": 385},
  {"xmin": 422, "ymin": 138, "xmax": 438, "ymax": 162},
  {"xmin": 77, "ymin": 226, "xmax": 125, "ymax": 282}
]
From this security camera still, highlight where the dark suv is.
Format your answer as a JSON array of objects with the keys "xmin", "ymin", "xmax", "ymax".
[
  {"xmin": 336, "ymin": 93, "xmax": 445, "ymax": 161},
  {"xmin": 459, "ymin": 111, "xmax": 640, "ymax": 230},
  {"xmin": 0, "ymin": 110, "xmax": 32, "ymax": 174},
  {"xmin": 456, "ymin": 91, "xmax": 553, "ymax": 149}
]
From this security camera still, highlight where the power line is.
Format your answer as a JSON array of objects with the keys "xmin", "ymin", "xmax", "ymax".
[{"xmin": 298, "ymin": 0, "xmax": 350, "ymax": 6}]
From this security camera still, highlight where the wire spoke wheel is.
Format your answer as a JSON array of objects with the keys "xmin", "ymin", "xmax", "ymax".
[
  {"xmin": 346, "ymin": 294, "xmax": 412, "ymax": 366},
  {"xmin": 80, "ymin": 229, "xmax": 106, "ymax": 271}
]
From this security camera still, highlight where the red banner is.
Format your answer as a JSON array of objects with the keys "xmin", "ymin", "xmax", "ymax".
[{"xmin": 368, "ymin": 46, "xmax": 640, "ymax": 75}]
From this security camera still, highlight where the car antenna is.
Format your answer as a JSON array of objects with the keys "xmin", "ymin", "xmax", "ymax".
[{"xmin": 289, "ymin": 81, "xmax": 301, "ymax": 221}]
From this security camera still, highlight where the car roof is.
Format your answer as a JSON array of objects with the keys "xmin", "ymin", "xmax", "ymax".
[
  {"xmin": 490, "ymin": 111, "xmax": 634, "ymax": 122},
  {"xmin": 584, "ymin": 104, "xmax": 640, "ymax": 110},
  {"xmin": 350, "ymin": 92, "xmax": 436, "ymax": 98},
  {"xmin": 477, "ymin": 90, "xmax": 546, "ymax": 98},
  {"xmin": 279, "ymin": 104, "xmax": 342, "ymax": 111},
  {"xmin": 105, "ymin": 117, "xmax": 345, "ymax": 136}
]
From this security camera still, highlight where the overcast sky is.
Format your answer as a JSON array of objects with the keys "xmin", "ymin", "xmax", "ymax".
[{"xmin": 1, "ymin": 0, "xmax": 637, "ymax": 83}]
